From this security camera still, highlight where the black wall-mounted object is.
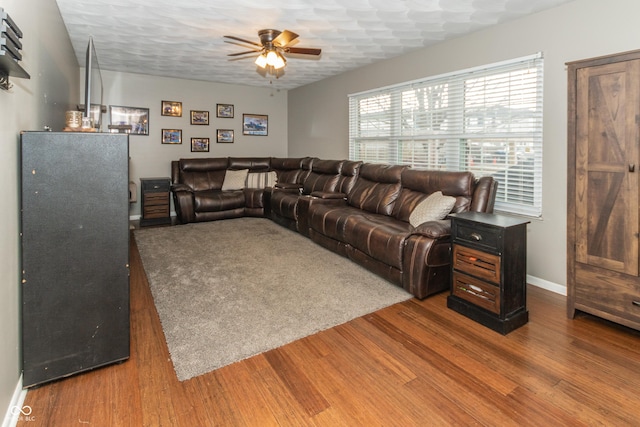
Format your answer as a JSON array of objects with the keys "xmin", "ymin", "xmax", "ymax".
[
  {"xmin": 20, "ymin": 132, "xmax": 130, "ymax": 388},
  {"xmin": 0, "ymin": 7, "xmax": 29, "ymax": 90}
]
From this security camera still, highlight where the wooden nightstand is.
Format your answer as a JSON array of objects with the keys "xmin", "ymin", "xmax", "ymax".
[
  {"xmin": 447, "ymin": 212, "xmax": 530, "ymax": 334},
  {"xmin": 140, "ymin": 177, "xmax": 171, "ymax": 227}
]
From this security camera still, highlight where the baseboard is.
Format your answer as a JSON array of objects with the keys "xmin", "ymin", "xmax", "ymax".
[
  {"xmin": 129, "ymin": 212, "xmax": 176, "ymax": 221},
  {"xmin": 527, "ymin": 274, "xmax": 566, "ymax": 296},
  {"xmin": 2, "ymin": 375, "xmax": 27, "ymax": 427}
]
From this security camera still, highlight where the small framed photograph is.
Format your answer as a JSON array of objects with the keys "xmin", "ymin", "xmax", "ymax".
[
  {"xmin": 242, "ymin": 114, "xmax": 268, "ymax": 136},
  {"xmin": 109, "ymin": 105, "xmax": 149, "ymax": 135},
  {"xmin": 191, "ymin": 137, "xmax": 210, "ymax": 152},
  {"xmin": 190, "ymin": 110, "xmax": 209, "ymax": 125},
  {"xmin": 216, "ymin": 103, "xmax": 234, "ymax": 118},
  {"xmin": 161, "ymin": 129, "xmax": 182, "ymax": 144},
  {"xmin": 217, "ymin": 129, "xmax": 234, "ymax": 143},
  {"xmin": 161, "ymin": 100, "xmax": 182, "ymax": 117}
]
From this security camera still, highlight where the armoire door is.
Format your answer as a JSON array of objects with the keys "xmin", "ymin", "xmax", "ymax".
[{"xmin": 574, "ymin": 59, "xmax": 640, "ymax": 276}]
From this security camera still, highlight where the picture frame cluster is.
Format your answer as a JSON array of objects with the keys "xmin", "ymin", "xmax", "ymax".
[{"xmin": 108, "ymin": 100, "xmax": 268, "ymax": 153}]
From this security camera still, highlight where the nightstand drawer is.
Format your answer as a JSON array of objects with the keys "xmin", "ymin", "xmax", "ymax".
[
  {"xmin": 453, "ymin": 244, "xmax": 501, "ymax": 284},
  {"xmin": 144, "ymin": 205, "xmax": 170, "ymax": 218},
  {"xmin": 144, "ymin": 191, "xmax": 169, "ymax": 205},
  {"xmin": 452, "ymin": 271, "xmax": 500, "ymax": 314},
  {"xmin": 142, "ymin": 180, "xmax": 170, "ymax": 192},
  {"xmin": 454, "ymin": 222, "xmax": 502, "ymax": 253}
]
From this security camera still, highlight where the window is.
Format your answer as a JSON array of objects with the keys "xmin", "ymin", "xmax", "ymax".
[{"xmin": 349, "ymin": 53, "xmax": 543, "ymax": 217}]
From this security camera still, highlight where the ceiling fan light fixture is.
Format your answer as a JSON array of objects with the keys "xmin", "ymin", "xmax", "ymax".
[
  {"xmin": 273, "ymin": 54, "xmax": 286, "ymax": 70},
  {"xmin": 265, "ymin": 50, "xmax": 279, "ymax": 66},
  {"xmin": 255, "ymin": 53, "xmax": 268, "ymax": 68}
]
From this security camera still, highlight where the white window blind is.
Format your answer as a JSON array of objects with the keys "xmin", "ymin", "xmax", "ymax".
[{"xmin": 349, "ymin": 53, "xmax": 544, "ymax": 217}]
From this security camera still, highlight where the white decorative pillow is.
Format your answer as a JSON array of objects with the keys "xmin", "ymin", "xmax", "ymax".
[
  {"xmin": 246, "ymin": 171, "xmax": 277, "ymax": 189},
  {"xmin": 409, "ymin": 191, "xmax": 457, "ymax": 227},
  {"xmin": 221, "ymin": 169, "xmax": 249, "ymax": 191}
]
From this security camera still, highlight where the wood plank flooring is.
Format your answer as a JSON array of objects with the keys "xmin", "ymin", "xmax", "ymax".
[{"xmin": 18, "ymin": 234, "xmax": 640, "ymax": 426}]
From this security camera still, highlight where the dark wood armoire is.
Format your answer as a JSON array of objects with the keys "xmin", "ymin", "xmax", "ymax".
[
  {"xmin": 567, "ymin": 50, "xmax": 640, "ymax": 331},
  {"xmin": 20, "ymin": 132, "xmax": 130, "ymax": 387}
]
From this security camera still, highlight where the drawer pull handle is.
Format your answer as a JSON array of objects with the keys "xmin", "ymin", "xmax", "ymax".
[
  {"xmin": 153, "ymin": 185, "xmax": 160, "ymax": 189},
  {"xmin": 470, "ymin": 232, "xmax": 482, "ymax": 241},
  {"xmin": 633, "ymin": 301, "xmax": 640, "ymax": 307}
]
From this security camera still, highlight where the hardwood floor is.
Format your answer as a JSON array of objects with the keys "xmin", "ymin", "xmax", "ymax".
[{"xmin": 19, "ymin": 236, "xmax": 640, "ymax": 426}]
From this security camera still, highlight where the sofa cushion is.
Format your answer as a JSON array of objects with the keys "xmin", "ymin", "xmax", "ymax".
[
  {"xmin": 302, "ymin": 159, "xmax": 343, "ymax": 194},
  {"xmin": 179, "ymin": 158, "xmax": 229, "ymax": 192},
  {"xmin": 228, "ymin": 157, "xmax": 271, "ymax": 171},
  {"xmin": 194, "ymin": 190, "xmax": 245, "ymax": 212},
  {"xmin": 246, "ymin": 171, "xmax": 277, "ymax": 189},
  {"xmin": 347, "ymin": 164, "xmax": 407, "ymax": 215},
  {"xmin": 398, "ymin": 169, "xmax": 476, "ymax": 217},
  {"xmin": 221, "ymin": 169, "xmax": 249, "ymax": 191},
  {"xmin": 336, "ymin": 160, "xmax": 363, "ymax": 194},
  {"xmin": 409, "ymin": 191, "xmax": 457, "ymax": 227},
  {"xmin": 307, "ymin": 203, "xmax": 359, "ymax": 242},
  {"xmin": 343, "ymin": 213, "xmax": 412, "ymax": 269},
  {"xmin": 270, "ymin": 191, "xmax": 300, "ymax": 220}
]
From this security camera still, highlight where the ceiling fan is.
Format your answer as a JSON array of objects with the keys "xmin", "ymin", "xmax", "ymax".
[{"xmin": 224, "ymin": 29, "xmax": 321, "ymax": 75}]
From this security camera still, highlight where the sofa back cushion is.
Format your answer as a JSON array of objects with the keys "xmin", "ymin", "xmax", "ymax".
[
  {"xmin": 270, "ymin": 157, "xmax": 316, "ymax": 185},
  {"xmin": 228, "ymin": 157, "xmax": 271, "ymax": 172},
  {"xmin": 347, "ymin": 164, "xmax": 407, "ymax": 215},
  {"xmin": 302, "ymin": 159, "xmax": 343, "ymax": 194},
  {"xmin": 178, "ymin": 158, "xmax": 229, "ymax": 191},
  {"xmin": 393, "ymin": 170, "xmax": 476, "ymax": 221},
  {"xmin": 335, "ymin": 161, "xmax": 362, "ymax": 194}
]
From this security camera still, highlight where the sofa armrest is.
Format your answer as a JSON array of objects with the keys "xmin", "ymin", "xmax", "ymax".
[
  {"xmin": 403, "ymin": 219, "xmax": 453, "ymax": 299},
  {"xmin": 171, "ymin": 183, "xmax": 193, "ymax": 193},
  {"xmin": 309, "ymin": 191, "xmax": 347, "ymax": 199},
  {"xmin": 410, "ymin": 219, "xmax": 451, "ymax": 239},
  {"xmin": 172, "ymin": 189, "xmax": 196, "ymax": 223},
  {"xmin": 275, "ymin": 182, "xmax": 303, "ymax": 192}
]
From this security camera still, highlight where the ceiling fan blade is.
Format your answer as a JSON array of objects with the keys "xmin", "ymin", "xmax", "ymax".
[
  {"xmin": 227, "ymin": 50, "xmax": 262, "ymax": 57},
  {"xmin": 285, "ymin": 47, "xmax": 322, "ymax": 56},
  {"xmin": 272, "ymin": 30, "xmax": 299, "ymax": 47},
  {"xmin": 223, "ymin": 35, "xmax": 262, "ymax": 48}
]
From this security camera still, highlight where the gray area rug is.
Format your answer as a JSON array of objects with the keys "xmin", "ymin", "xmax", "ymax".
[{"xmin": 134, "ymin": 218, "xmax": 412, "ymax": 381}]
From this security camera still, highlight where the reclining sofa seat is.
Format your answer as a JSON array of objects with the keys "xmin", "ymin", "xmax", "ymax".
[
  {"xmin": 298, "ymin": 163, "xmax": 497, "ymax": 299},
  {"xmin": 171, "ymin": 157, "xmax": 310, "ymax": 223},
  {"xmin": 267, "ymin": 159, "xmax": 361, "ymax": 232}
]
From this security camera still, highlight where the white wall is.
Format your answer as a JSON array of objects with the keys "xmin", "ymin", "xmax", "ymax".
[
  {"xmin": 0, "ymin": 0, "xmax": 79, "ymax": 422},
  {"xmin": 288, "ymin": 0, "xmax": 640, "ymax": 292},
  {"xmin": 97, "ymin": 71, "xmax": 288, "ymax": 217}
]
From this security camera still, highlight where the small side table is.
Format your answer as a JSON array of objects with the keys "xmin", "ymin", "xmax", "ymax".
[
  {"xmin": 140, "ymin": 177, "xmax": 171, "ymax": 227},
  {"xmin": 447, "ymin": 212, "xmax": 530, "ymax": 334}
]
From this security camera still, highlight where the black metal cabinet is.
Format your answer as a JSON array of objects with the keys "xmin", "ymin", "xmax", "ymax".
[
  {"xmin": 447, "ymin": 212, "xmax": 530, "ymax": 334},
  {"xmin": 20, "ymin": 132, "xmax": 130, "ymax": 388},
  {"xmin": 140, "ymin": 177, "xmax": 171, "ymax": 227}
]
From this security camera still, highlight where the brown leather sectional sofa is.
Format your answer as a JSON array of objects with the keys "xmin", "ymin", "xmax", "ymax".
[{"xmin": 171, "ymin": 156, "xmax": 497, "ymax": 299}]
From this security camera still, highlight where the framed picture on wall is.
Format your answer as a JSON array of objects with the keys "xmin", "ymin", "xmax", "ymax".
[
  {"xmin": 161, "ymin": 100, "xmax": 182, "ymax": 117},
  {"xmin": 217, "ymin": 129, "xmax": 234, "ymax": 143},
  {"xmin": 216, "ymin": 104, "xmax": 234, "ymax": 118},
  {"xmin": 242, "ymin": 114, "xmax": 268, "ymax": 136},
  {"xmin": 161, "ymin": 129, "xmax": 182, "ymax": 144},
  {"xmin": 190, "ymin": 110, "xmax": 209, "ymax": 125},
  {"xmin": 109, "ymin": 105, "xmax": 149, "ymax": 135},
  {"xmin": 191, "ymin": 137, "xmax": 210, "ymax": 152}
]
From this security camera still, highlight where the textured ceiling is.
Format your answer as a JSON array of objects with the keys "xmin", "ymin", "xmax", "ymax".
[{"xmin": 55, "ymin": 0, "xmax": 574, "ymax": 90}]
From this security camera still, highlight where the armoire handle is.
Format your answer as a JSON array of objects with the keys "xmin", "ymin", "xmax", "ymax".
[{"xmin": 629, "ymin": 164, "xmax": 635, "ymax": 172}]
